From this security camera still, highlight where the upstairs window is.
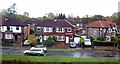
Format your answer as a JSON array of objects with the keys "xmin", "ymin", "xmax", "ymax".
[
  {"xmin": 67, "ymin": 27, "xmax": 72, "ymax": 32},
  {"xmin": 44, "ymin": 27, "xmax": 52, "ymax": 32},
  {"xmin": 7, "ymin": 26, "xmax": 10, "ymax": 30},
  {"xmin": 56, "ymin": 28, "xmax": 64, "ymax": 32},
  {"xmin": 16, "ymin": 26, "xmax": 19, "ymax": 30},
  {"xmin": 37, "ymin": 27, "xmax": 41, "ymax": 31}
]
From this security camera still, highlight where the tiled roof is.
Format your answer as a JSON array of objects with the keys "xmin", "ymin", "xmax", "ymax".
[
  {"xmin": 2, "ymin": 19, "xmax": 25, "ymax": 26},
  {"xmin": 36, "ymin": 19, "xmax": 75, "ymax": 27},
  {"xmin": 87, "ymin": 20, "xmax": 116, "ymax": 28},
  {"xmin": 24, "ymin": 19, "xmax": 42, "ymax": 25}
]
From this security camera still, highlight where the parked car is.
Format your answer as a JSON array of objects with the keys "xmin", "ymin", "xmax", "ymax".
[
  {"xmin": 69, "ymin": 42, "xmax": 76, "ymax": 48},
  {"xmin": 23, "ymin": 40, "xmax": 30, "ymax": 46},
  {"xmin": 24, "ymin": 49, "xmax": 45, "ymax": 56},
  {"xmin": 84, "ymin": 39, "xmax": 91, "ymax": 46},
  {"xmin": 30, "ymin": 45, "xmax": 47, "ymax": 53}
]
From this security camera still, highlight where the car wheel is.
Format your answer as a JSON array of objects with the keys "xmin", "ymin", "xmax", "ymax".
[
  {"xmin": 24, "ymin": 53, "xmax": 28, "ymax": 55},
  {"xmin": 37, "ymin": 53, "xmax": 41, "ymax": 56}
]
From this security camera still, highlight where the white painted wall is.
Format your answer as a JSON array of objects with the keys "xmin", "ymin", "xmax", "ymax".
[{"xmin": 2, "ymin": 26, "xmax": 22, "ymax": 33}]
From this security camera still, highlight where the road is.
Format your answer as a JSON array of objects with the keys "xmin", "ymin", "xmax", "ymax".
[{"xmin": 0, "ymin": 46, "xmax": 120, "ymax": 59}]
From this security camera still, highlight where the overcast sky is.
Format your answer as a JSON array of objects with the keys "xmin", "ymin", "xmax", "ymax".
[{"xmin": 0, "ymin": 0, "xmax": 120, "ymax": 18}]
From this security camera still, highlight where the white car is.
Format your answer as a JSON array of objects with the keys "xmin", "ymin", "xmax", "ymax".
[
  {"xmin": 30, "ymin": 45, "xmax": 47, "ymax": 53},
  {"xmin": 23, "ymin": 40, "xmax": 30, "ymax": 46},
  {"xmin": 24, "ymin": 49, "xmax": 45, "ymax": 56},
  {"xmin": 84, "ymin": 39, "xmax": 91, "ymax": 46}
]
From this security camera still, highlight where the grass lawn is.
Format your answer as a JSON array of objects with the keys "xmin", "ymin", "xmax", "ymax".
[{"xmin": 0, "ymin": 54, "xmax": 119, "ymax": 63}]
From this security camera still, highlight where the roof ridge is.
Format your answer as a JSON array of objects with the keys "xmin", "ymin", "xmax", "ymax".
[
  {"xmin": 99, "ymin": 20, "xmax": 104, "ymax": 27},
  {"xmin": 65, "ymin": 20, "xmax": 75, "ymax": 27}
]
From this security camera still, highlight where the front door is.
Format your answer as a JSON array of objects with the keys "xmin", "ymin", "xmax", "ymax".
[{"xmin": 15, "ymin": 35, "xmax": 18, "ymax": 41}]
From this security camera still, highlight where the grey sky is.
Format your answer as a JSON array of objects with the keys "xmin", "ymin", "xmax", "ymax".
[{"xmin": 0, "ymin": 0, "xmax": 120, "ymax": 18}]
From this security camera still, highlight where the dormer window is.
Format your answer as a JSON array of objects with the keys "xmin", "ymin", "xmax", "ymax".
[{"xmin": 16, "ymin": 26, "xmax": 19, "ymax": 30}]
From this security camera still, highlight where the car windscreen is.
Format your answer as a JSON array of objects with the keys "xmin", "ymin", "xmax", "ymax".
[{"xmin": 35, "ymin": 45, "xmax": 44, "ymax": 48}]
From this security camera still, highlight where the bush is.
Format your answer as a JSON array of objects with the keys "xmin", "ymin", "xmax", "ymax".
[
  {"xmin": 51, "ymin": 35, "xmax": 57, "ymax": 42},
  {"xmin": 93, "ymin": 40, "xmax": 117, "ymax": 46},
  {"xmin": 44, "ymin": 36, "xmax": 55, "ymax": 46},
  {"xmin": 36, "ymin": 39, "xmax": 40, "ymax": 42},
  {"xmin": 2, "ymin": 41, "xmax": 16, "ymax": 46},
  {"xmin": 30, "ymin": 28, "xmax": 34, "ymax": 34},
  {"xmin": 111, "ymin": 36, "xmax": 117, "ymax": 42},
  {"xmin": 97, "ymin": 37, "xmax": 105, "ymax": 41}
]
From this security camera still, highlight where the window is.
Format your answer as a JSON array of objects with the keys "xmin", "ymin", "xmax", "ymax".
[
  {"xmin": 44, "ymin": 27, "xmax": 52, "ymax": 32},
  {"xmin": 46, "ymin": 27, "xmax": 49, "ymax": 32},
  {"xmin": 16, "ymin": 26, "xmax": 19, "ymax": 30},
  {"xmin": 57, "ymin": 36, "xmax": 64, "ymax": 41},
  {"xmin": 67, "ymin": 27, "xmax": 72, "ymax": 32},
  {"xmin": 0, "ymin": 34, "xmax": 1, "ymax": 39},
  {"xmin": 7, "ymin": 26, "xmax": 10, "ymax": 30},
  {"xmin": 56, "ymin": 28, "xmax": 64, "ymax": 32},
  {"xmin": 37, "ymin": 27, "xmax": 41, "ymax": 31},
  {"xmin": 5, "ymin": 34, "xmax": 13, "ymax": 39}
]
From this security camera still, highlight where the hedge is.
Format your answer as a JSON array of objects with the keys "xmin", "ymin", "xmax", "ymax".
[{"xmin": 93, "ymin": 40, "xmax": 117, "ymax": 46}]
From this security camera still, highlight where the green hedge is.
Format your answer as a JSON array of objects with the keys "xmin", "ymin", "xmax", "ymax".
[
  {"xmin": 93, "ymin": 40, "xmax": 117, "ymax": 46},
  {"xmin": 2, "ymin": 41, "xmax": 16, "ymax": 46}
]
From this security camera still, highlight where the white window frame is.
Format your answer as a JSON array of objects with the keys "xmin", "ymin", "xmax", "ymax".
[
  {"xmin": 37, "ymin": 27, "xmax": 41, "ymax": 31},
  {"xmin": 67, "ymin": 27, "xmax": 72, "ymax": 32},
  {"xmin": 56, "ymin": 28, "xmax": 65, "ymax": 32},
  {"xmin": 57, "ymin": 36, "xmax": 64, "ymax": 41},
  {"xmin": 5, "ymin": 34, "xmax": 13, "ymax": 39},
  {"xmin": 44, "ymin": 27, "xmax": 53, "ymax": 32}
]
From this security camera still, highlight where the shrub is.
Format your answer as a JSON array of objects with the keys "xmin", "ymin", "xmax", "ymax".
[
  {"xmin": 97, "ymin": 37, "xmax": 105, "ymax": 41},
  {"xmin": 36, "ymin": 39, "xmax": 40, "ymax": 42},
  {"xmin": 44, "ymin": 36, "xmax": 55, "ymax": 46},
  {"xmin": 111, "ymin": 36, "xmax": 117, "ymax": 42},
  {"xmin": 51, "ymin": 35, "xmax": 57, "ymax": 42},
  {"xmin": 30, "ymin": 28, "xmax": 34, "ymax": 34},
  {"xmin": 93, "ymin": 40, "xmax": 117, "ymax": 46},
  {"xmin": 2, "ymin": 41, "xmax": 16, "ymax": 46}
]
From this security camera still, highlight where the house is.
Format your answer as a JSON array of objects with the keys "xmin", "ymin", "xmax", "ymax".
[
  {"xmin": 87, "ymin": 20, "xmax": 118, "ymax": 40},
  {"xmin": 0, "ymin": 19, "xmax": 2, "ymax": 41},
  {"xmin": 34, "ymin": 19, "xmax": 75, "ymax": 44},
  {"xmin": 67, "ymin": 18, "xmax": 86, "ymax": 35},
  {"xmin": 1, "ymin": 19, "xmax": 28, "ymax": 44}
]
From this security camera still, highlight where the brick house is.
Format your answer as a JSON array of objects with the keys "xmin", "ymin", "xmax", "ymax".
[
  {"xmin": 87, "ymin": 20, "xmax": 118, "ymax": 40},
  {"xmin": 1, "ymin": 19, "xmax": 29, "ymax": 44},
  {"xmin": 67, "ymin": 18, "xmax": 86, "ymax": 35},
  {"xmin": 34, "ymin": 19, "xmax": 75, "ymax": 44}
]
